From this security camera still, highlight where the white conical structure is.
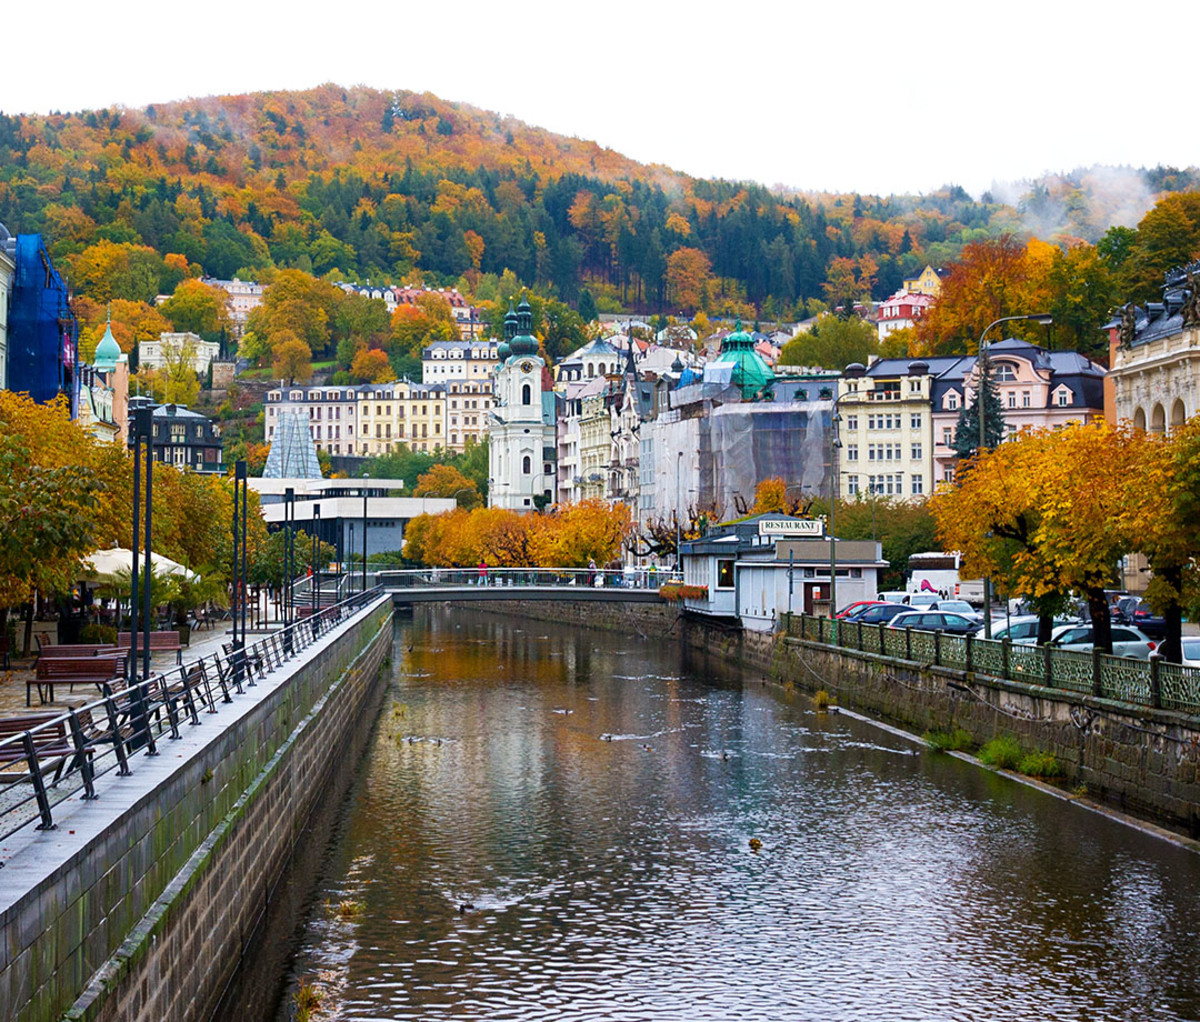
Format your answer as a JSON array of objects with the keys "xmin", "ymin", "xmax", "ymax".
[{"xmin": 264, "ymin": 407, "xmax": 322, "ymax": 478}]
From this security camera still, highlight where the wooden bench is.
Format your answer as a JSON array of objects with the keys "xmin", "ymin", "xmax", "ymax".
[
  {"xmin": 117, "ymin": 631, "xmax": 183, "ymax": 664},
  {"xmin": 0, "ymin": 712, "xmax": 90, "ymax": 784},
  {"xmin": 31, "ymin": 656, "xmax": 125, "ymax": 706},
  {"xmin": 36, "ymin": 643, "xmax": 116, "ymax": 660}
]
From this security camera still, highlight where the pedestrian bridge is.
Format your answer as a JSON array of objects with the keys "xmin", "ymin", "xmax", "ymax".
[{"xmin": 370, "ymin": 567, "xmax": 670, "ymax": 605}]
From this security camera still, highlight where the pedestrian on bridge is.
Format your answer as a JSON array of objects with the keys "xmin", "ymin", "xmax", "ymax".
[
  {"xmin": 587, "ymin": 558, "xmax": 597, "ymax": 587},
  {"xmin": 478, "ymin": 560, "xmax": 488, "ymax": 586}
]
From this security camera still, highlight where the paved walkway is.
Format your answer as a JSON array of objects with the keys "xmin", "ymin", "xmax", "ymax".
[{"xmin": 0, "ymin": 623, "xmax": 277, "ymax": 716}]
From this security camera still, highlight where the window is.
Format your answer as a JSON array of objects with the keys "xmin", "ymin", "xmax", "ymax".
[
  {"xmin": 1007, "ymin": 393, "xmax": 1017, "ymax": 408},
  {"xmin": 943, "ymin": 467, "xmax": 955, "ymax": 483},
  {"xmin": 1022, "ymin": 391, "xmax": 1031, "ymax": 408},
  {"xmin": 942, "ymin": 427, "xmax": 953, "ymax": 445},
  {"xmin": 847, "ymin": 444, "xmax": 858, "ymax": 461},
  {"xmin": 522, "ymin": 455, "xmax": 532, "ymax": 474},
  {"xmin": 994, "ymin": 362, "xmax": 1017, "ymax": 382},
  {"xmin": 911, "ymin": 475, "xmax": 924, "ymax": 495},
  {"xmin": 909, "ymin": 379, "xmax": 921, "ymax": 393},
  {"xmin": 846, "ymin": 415, "xmax": 857, "ymax": 430},
  {"xmin": 868, "ymin": 444, "xmax": 877, "ymax": 461},
  {"xmin": 1057, "ymin": 390, "xmax": 1071, "ymax": 406},
  {"xmin": 946, "ymin": 392, "xmax": 959, "ymax": 410},
  {"xmin": 910, "ymin": 414, "xmax": 922, "ymax": 430},
  {"xmin": 847, "ymin": 475, "xmax": 859, "ymax": 495},
  {"xmin": 522, "ymin": 383, "xmax": 532, "ymax": 405},
  {"xmin": 911, "ymin": 443, "xmax": 922, "ymax": 461},
  {"xmin": 716, "ymin": 559, "xmax": 735, "ymax": 589}
]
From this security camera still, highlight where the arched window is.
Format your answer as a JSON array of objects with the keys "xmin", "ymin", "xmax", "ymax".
[
  {"xmin": 522, "ymin": 455, "xmax": 532, "ymax": 474},
  {"xmin": 993, "ymin": 362, "xmax": 1017, "ymax": 382},
  {"xmin": 522, "ymin": 383, "xmax": 532, "ymax": 405}
]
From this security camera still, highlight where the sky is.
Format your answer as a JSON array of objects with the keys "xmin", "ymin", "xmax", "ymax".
[{"xmin": 6, "ymin": 0, "xmax": 1196, "ymax": 198}]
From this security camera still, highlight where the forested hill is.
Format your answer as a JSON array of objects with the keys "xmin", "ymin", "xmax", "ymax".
[{"xmin": 0, "ymin": 83, "xmax": 1195, "ymax": 318}]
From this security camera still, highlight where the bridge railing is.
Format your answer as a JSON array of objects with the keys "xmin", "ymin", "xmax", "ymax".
[
  {"xmin": 367, "ymin": 566, "xmax": 677, "ymax": 590},
  {"xmin": 783, "ymin": 613, "xmax": 1200, "ymax": 715},
  {"xmin": 0, "ymin": 587, "xmax": 386, "ymax": 848}
]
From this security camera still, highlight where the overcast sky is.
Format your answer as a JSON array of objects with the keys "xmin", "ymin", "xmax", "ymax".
[{"xmin": 6, "ymin": 0, "xmax": 1195, "ymax": 198}]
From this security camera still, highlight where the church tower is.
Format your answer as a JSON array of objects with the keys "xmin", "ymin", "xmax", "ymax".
[{"xmin": 487, "ymin": 298, "xmax": 557, "ymax": 511}]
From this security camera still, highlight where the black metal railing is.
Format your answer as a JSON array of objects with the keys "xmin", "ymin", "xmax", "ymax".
[
  {"xmin": 783, "ymin": 613, "xmax": 1200, "ymax": 716},
  {"xmin": 0, "ymin": 587, "xmax": 387, "ymax": 848}
]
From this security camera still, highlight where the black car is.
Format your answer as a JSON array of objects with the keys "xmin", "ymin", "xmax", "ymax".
[
  {"xmin": 886, "ymin": 610, "xmax": 979, "ymax": 635},
  {"xmin": 854, "ymin": 602, "xmax": 914, "ymax": 626}
]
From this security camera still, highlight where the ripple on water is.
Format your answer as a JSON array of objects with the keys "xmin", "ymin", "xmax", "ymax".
[{"xmin": 276, "ymin": 609, "xmax": 1200, "ymax": 1022}]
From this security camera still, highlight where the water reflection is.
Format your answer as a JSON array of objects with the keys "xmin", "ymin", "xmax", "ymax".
[{"xmin": 278, "ymin": 608, "xmax": 1200, "ymax": 1021}]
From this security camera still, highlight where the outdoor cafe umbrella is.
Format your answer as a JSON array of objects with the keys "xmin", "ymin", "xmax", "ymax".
[{"xmin": 78, "ymin": 547, "xmax": 196, "ymax": 582}]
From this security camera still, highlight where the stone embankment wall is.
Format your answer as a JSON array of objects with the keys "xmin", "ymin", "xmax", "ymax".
[
  {"xmin": 452, "ymin": 599, "xmax": 679, "ymax": 638},
  {"xmin": 1, "ymin": 598, "xmax": 393, "ymax": 1022},
  {"xmin": 677, "ymin": 616, "xmax": 1200, "ymax": 838}
]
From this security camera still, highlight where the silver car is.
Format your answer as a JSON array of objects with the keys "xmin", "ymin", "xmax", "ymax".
[{"xmin": 1048, "ymin": 624, "xmax": 1157, "ymax": 660}]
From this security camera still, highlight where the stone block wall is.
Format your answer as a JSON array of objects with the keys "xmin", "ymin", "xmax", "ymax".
[
  {"xmin": 456, "ymin": 599, "xmax": 679, "ymax": 638},
  {"xmin": 0, "ymin": 598, "xmax": 393, "ymax": 1022},
  {"xmin": 677, "ymin": 615, "xmax": 1200, "ymax": 838}
]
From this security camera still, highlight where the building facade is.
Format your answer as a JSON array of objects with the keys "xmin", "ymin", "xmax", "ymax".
[
  {"xmin": 3, "ymin": 230, "xmax": 78, "ymax": 414},
  {"xmin": 204, "ymin": 278, "xmax": 264, "ymax": 336},
  {"xmin": 138, "ymin": 332, "xmax": 222, "ymax": 375},
  {"xmin": 488, "ymin": 300, "xmax": 556, "ymax": 511},
  {"xmin": 265, "ymin": 385, "xmax": 361, "ymax": 456},
  {"xmin": 131, "ymin": 399, "xmax": 223, "ymax": 473},
  {"xmin": 1106, "ymin": 265, "xmax": 1200, "ymax": 431},
  {"xmin": 0, "ymin": 231, "xmax": 13, "ymax": 390}
]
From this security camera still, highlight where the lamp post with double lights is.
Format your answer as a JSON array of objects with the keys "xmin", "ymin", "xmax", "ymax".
[
  {"xmin": 311, "ymin": 503, "xmax": 320, "ymax": 616},
  {"xmin": 828, "ymin": 363, "xmax": 867, "ymax": 638},
  {"xmin": 975, "ymin": 314, "xmax": 1052, "ymax": 637},
  {"xmin": 361, "ymin": 473, "xmax": 370, "ymax": 593}
]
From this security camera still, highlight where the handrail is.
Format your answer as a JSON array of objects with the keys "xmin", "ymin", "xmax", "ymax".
[
  {"xmin": 783, "ymin": 613, "xmax": 1200, "ymax": 716},
  {"xmin": 0, "ymin": 586, "xmax": 387, "ymax": 849},
  {"xmin": 363, "ymin": 566, "xmax": 673, "ymax": 591}
]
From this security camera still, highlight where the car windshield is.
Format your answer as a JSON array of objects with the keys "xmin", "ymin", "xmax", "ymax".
[
  {"xmin": 1182, "ymin": 641, "xmax": 1200, "ymax": 659},
  {"xmin": 938, "ymin": 601, "xmax": 973, "ymax": 613}
]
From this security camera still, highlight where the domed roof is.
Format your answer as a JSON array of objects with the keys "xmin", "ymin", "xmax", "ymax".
[
  {"xmin": 94, "ymin": 317, "xmax": 121, "ymax": 371},
  {"xmin": 716, "ymin": 319, "xmax": 774, "ymax": 399},
  {"xmin": 510, "ymin": 296, "xmax": 539, "ymax": 358}
]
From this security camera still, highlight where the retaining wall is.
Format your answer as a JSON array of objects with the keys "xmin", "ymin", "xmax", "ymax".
[
  {"xmin": 679, "ymin": 615, "xmax": 1200, "ymax": 837},
  {"xmin": 0, "ymin": 597, "xmax": 393, "ymax": 1022},
  {"xmin": 451, "ymin": 599, "xmax": 678, "ymax": 638}
]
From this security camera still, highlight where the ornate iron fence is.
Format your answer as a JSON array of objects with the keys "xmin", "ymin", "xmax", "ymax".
[{"xmin": 782, "ymin": 613, "xmax": 1200, "ymax": 716}]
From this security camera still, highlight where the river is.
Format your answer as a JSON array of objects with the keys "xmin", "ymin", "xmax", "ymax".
[{"xmin": 274, "ymin": 607, "xmax": 1200, "ymax": 1021}]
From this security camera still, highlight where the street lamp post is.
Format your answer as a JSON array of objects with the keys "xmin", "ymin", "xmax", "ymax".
[
  {"xmin": 284, "ymin": 487, "xmax": 294, "ymax": 626},
  {"xmin": 362, "ymin": 473, "xmax": 370, "ymax": 593},
  {"xmin": 312, "ymin": 503, "xmax": 320, "ymax": 616},
  {"xmin": 975, "ymin": 314, "xmax": 1052, "ymax": 637}
]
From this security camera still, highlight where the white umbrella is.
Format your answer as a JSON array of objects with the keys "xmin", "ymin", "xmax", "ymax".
[{"xmin": 80, "ymin": 547, "xmax": 196, "ymax": 582}]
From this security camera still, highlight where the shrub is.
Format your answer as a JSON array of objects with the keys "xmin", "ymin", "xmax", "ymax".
[
  {"xmin": 294, "ymin": 980, "xmax": 322, "ymax": 1022},
  {"xmin": 978, "ymin": 735, "xmax": 1023, "ymax": 770},
  {"xmin": 1018, "ymin": 752, "xmax": 1063, "ymax": 778},
  {"xmin": 79, "ymin": 623, "xmax": 118, "ymax": 645},
  {"xmin": 658, "ymin": 584, "xmax": 708, "ymax": 602},
  {"xmin": 813, "ymin": 688, "xmax": 833, "ymax": 710},
  {"xmin": 924, "ymin": 727, "xmax": 973, "ymax": 753}
]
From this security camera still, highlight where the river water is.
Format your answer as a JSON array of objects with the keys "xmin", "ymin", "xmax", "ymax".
[{"xmin": 275, "ymin": 607, "xmax": 1200, "ymax": 1021}]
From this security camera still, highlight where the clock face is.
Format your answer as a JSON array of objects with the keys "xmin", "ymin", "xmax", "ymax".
[{"xmin": 520, "ymin": 360, "xmax": 534, "ymax": 373}]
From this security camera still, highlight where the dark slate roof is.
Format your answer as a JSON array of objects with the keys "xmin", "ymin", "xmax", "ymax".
[
  {"xmin": 864, "ymin": 355, "xmax": 964, "ymax": 379},
  {"xmin": 1119, "ymin": 260, "xmax": 1199, "ymax": 347}
]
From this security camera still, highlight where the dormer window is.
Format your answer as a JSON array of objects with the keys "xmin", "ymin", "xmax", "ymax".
[
  {"xmin": 993, "ymin": 362, "xmax": 1017, "ymax": 383},
  {"xmin": 1055, "ymin": 388, "xmax": 1072, "ymax": 407},
  {"xmin": 946, "ymin": 391, "xmax": 960, "ymax": 411}
]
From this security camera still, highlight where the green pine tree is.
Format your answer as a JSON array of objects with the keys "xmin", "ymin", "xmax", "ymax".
[{"xmin": 952, "ymin": 352, "xmax": 1006, "ymax": 459}]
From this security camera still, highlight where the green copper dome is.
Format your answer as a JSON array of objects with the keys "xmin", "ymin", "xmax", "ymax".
[
  {"xmin": 94, "ymin": 319, "xmax": 121, "ymax": 371},
  {"xmin": 509, "ymin": 296, "xmax": 539, "ymax": 358},
  {"xmin": 498, "ymin": 304, "xmax": 517, "ymax": 361},
  {"xmin": 717, "ymin": 318, "xmax": 774, "ymax": 399}
]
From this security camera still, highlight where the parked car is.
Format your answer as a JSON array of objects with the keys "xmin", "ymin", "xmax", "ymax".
[
  {"xmin": 902, "ymin": 592, "xmax": 940, "ymax": 608},
  {"xmin": 1176, "ymin": 639, "xmax": 1200, "ymax": 668},
  {"xmin": 837, "ymin": 600, "xmax": 883, "ymax": 620},
  {"xmin": 854, "ymin": 602, "xmax": 913, "ymax": 625},
  {"xmin": 1129, "ymin": 601, "xmax": 1167, "ymax": 639},
  {"xmin": 1047, "ymin": 624, "xmax": 1157, "ymax": 660},
  {"xmin": 925, "ymin": 599, "xmax": 984, "ymax": 625},
  {"xmin": 886, "ymin": 610, "xmax": 980, "ymax": 635},
  {"xmin": 975, "ymin": 614, "xmax": 1082, "ymax": 644},
  {"xmin": 876, "ymin": 591, "xmax": 909, "ymax": 604}
]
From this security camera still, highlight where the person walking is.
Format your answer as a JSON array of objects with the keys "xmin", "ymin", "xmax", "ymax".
[{"xmin": 478, "ymin": 560, "xmax": 488, "ymax": 586}]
